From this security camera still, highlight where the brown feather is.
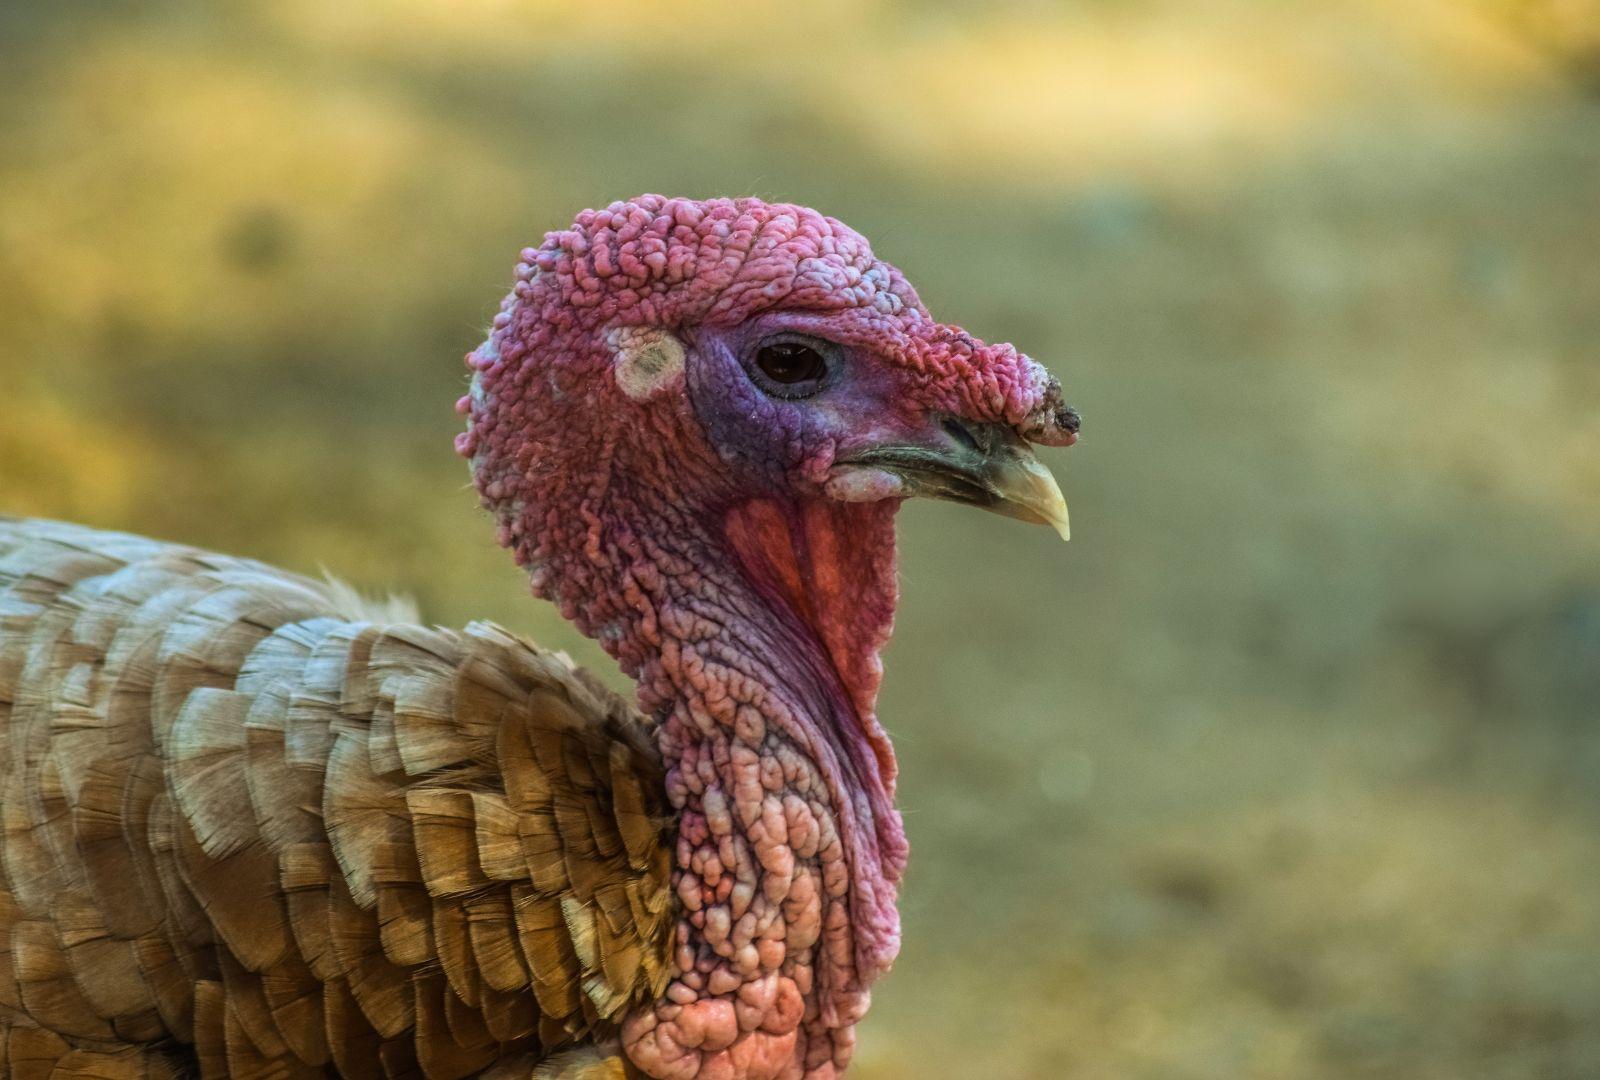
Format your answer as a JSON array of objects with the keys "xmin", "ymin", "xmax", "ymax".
[
  {"xmin": 5, "ymin": 1022, "xmax": 72, "ymax": 1080},
  {"xmin": 0, "ymin": 518, "xmax": 677, "ymax": 1074}
]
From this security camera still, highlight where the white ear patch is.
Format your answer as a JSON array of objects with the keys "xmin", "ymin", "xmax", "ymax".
[{"xmin": 608, "ymin": 327, "xmax": 686, "ymax": 402}]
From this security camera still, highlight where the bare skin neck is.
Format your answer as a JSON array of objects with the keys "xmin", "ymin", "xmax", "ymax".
[{"xmin": 611, "ymin": 495, "xmax": 907, "ymax": 1080}]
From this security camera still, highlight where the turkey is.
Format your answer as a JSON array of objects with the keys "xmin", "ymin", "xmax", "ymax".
[{"xmin": 0, "ymin": 195, "xmax": 1078, "ymax": 1080}]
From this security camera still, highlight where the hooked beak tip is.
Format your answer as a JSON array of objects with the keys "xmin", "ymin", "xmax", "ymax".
[{"xmin": 993, "ymin": 451, "xmax": 1071, "ymax": 542}]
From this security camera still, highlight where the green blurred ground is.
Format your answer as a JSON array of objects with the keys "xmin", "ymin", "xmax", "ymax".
[{"xmin": 2, "ymin": 2, "xmax": 1598, "ymax": 1076}]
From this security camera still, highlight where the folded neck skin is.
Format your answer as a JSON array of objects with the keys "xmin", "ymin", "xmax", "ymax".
[
  {"xmin": 507, "ymin": 463, "xmax": 909, "ymax": 1079},
  {"xmin": 642, "ymin": 492, "xmax": 913, "ymax": 1080}
]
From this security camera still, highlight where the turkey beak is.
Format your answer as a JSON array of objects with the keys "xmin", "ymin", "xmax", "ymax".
[{"xmin": 838, "ymin": 420, "xmax": 1071, "ymax": 541}]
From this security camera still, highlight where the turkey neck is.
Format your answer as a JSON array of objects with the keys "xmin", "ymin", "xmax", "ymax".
[
  {"xmin": 613, "ymin": 491, "xmax": 909, "ymax": 1075},
  {"xmin": 694, "ymin": 496, "xmax": 905, "ymax": 978}
]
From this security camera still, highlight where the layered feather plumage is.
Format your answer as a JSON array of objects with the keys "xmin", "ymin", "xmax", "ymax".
[{"xmin": 0, "ymin": 517, "xmax": 674, "ymax": 1078}]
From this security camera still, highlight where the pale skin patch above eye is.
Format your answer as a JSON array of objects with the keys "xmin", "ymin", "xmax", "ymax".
[{"xmin": 609, "ymin": 326, "xmax": 686, "ymax": 401}]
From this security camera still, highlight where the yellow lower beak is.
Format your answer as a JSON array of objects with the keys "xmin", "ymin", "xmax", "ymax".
[{"xmin": 982, "ymin": 444, "xmax": 1071, "ymax": 541}]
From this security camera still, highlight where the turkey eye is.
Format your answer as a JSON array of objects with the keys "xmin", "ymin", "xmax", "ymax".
[{"xmin": 755, "ymin": 342, "xmax": 828, "ymax": 387}]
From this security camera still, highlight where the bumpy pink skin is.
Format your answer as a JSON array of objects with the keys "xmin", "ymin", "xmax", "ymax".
[{"xmin": 456, "ymin": 196, "xmax": 1073, "ymax": 1079}]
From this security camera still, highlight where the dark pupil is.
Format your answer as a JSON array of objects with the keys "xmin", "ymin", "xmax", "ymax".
[{"xmin": 757, "ymin": 343, "xmax": 826, "ymax": 384}]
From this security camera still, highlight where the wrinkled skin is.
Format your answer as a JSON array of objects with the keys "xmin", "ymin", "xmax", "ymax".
[{"xmin": 457, "ymin": 195, "xmax": 1075, "ymax": 1079}]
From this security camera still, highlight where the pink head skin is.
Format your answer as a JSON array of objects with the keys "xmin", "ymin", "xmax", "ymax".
[{"xmin": 457, "ymin": 195, "xmax": 1076, "ymax": 1079}]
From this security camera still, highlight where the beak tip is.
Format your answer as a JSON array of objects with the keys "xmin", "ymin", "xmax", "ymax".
[{"xmin": 1008, "ymin": 457, "xmax": 1071, "ymax": 543}]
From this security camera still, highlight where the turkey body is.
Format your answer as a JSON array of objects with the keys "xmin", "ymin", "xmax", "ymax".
[
  {"xmin": 0, "ymin": 193, "xmax": 1080, "ymax": 1079},
  {"xmin": 0, "ymin": 517, "xmax": 675, "ymax": 1079}
]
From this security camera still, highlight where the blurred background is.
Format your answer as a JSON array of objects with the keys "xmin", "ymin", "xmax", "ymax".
[{"xmin": 2, "ymin": 1, "xmax": 1598, "ymax": 1076}]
